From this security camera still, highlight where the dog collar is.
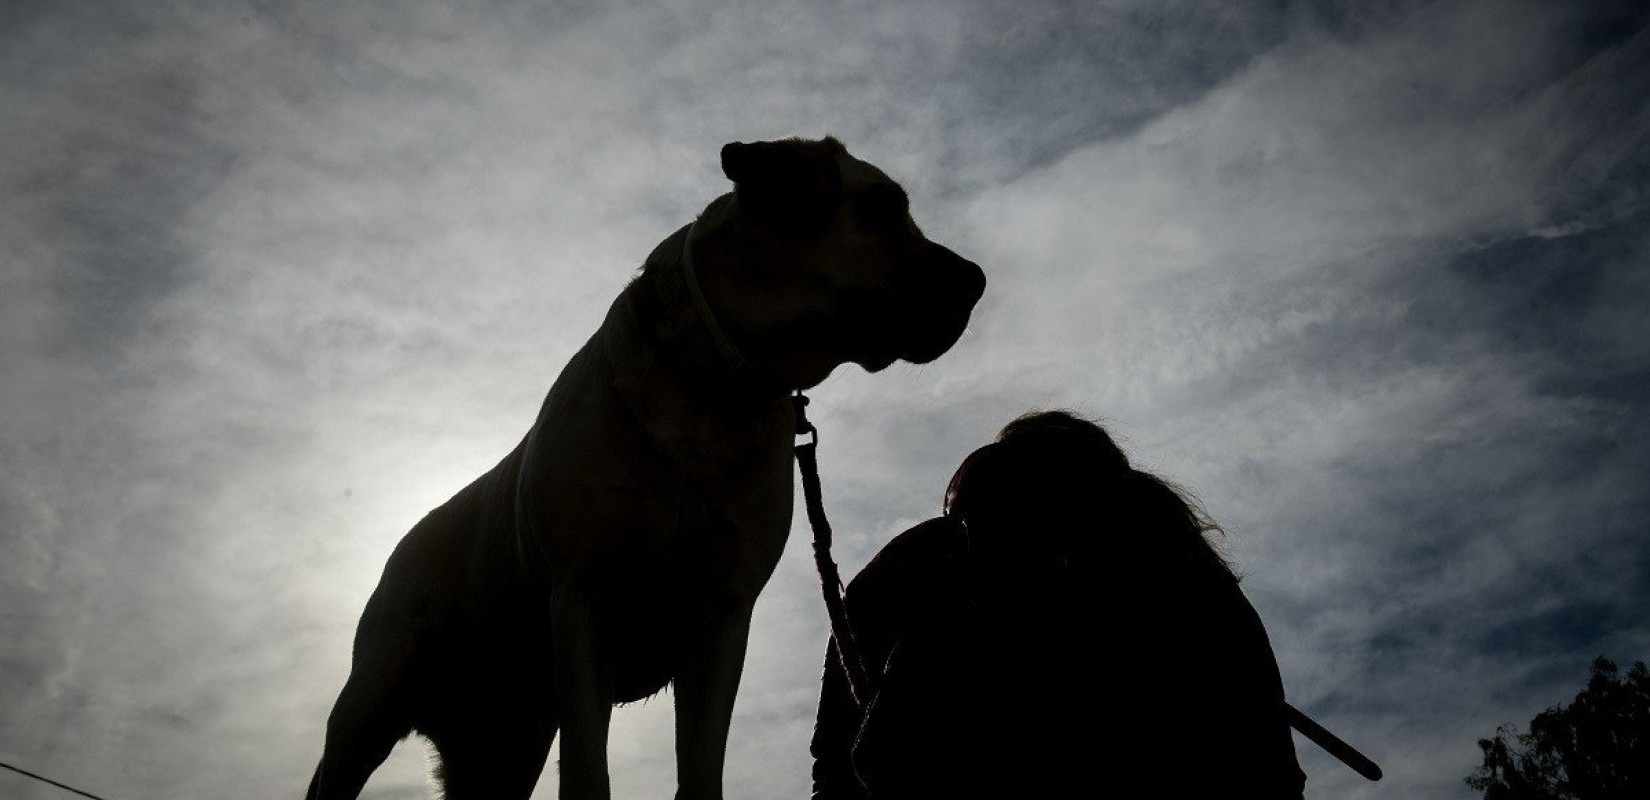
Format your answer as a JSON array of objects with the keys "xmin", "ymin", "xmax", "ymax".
[{"xmin": 680, "ymin": 220, "xmax": 752, "ymax": 373}]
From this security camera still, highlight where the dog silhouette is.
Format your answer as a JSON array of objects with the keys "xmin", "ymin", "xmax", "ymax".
[{"xmin": 305, "ymin": 137, "xmax": 986, "ymax": 800}]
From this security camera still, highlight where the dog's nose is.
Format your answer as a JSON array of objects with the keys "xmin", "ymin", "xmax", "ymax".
[
  {"xmin": 955, "ymin": 255, "xmax": 986, "ymax": 305},
  {"xmin": 926, "ymin": 248, "xmax": 984, "ymax": 309}
]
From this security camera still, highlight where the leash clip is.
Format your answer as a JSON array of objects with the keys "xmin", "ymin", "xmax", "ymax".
[{"xmin": 792, "ymin": 390, "xmax": 818, "ymax": 447}]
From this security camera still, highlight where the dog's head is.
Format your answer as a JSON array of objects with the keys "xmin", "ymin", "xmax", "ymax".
[{"xmin": 690, "ymin": 137, "xmax": 986, "ymax": 389}]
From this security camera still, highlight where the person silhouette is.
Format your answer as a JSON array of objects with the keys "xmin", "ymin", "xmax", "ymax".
[{"xmin": 810, "ymin": 410, "xmax": 1307, "ymax": 799}]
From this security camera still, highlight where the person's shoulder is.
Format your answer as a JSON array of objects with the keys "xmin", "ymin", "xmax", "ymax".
[
  {"xmin": 843, "ymin": 516, "xmax": 968, "ymax": 647},
  {"xmin": 846, "ymin": 517, "xmax": 965, "ymax": 596},
  {"xmin": 869, "ymin": 516, "xmax": 963, "ymax": 565}
]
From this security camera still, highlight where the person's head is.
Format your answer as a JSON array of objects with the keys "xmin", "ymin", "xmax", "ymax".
[{"xmin": 944, "ymin": 410, "xmax": 1231, "ymax": 582}]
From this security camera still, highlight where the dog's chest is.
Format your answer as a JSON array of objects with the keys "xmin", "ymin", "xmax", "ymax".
[
  {"xmin": 527, "ymin": 389, "xmax": 793, "ymax": 576},
  {"xmin": 622, "ymin": 423, "xmax": 793, "ymax": 567}
]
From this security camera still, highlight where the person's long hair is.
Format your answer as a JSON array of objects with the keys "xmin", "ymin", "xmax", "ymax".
[{"xmin": 945, "ymin": 409, "xmax": 1234, "ymax": 581}]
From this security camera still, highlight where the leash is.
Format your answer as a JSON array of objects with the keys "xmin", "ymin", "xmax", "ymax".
[{"xmin": 793, "ymin": 391, "xmax": 873, "ymax": 708}]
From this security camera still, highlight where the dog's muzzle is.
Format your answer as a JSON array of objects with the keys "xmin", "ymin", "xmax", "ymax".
[{"xmin": 899, "ymin": 248, "xmax": 986, "ymax": 364}]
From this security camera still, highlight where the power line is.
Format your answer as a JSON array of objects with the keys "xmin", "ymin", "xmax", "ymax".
[{"xmin": 0, "ymin": 759, "xmax": 119, "ymax": 800}]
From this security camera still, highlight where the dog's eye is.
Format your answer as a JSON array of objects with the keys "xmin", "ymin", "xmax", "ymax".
[{"xmin": 857, "ymin": 186, "xmax": 911, "ymax": 233}]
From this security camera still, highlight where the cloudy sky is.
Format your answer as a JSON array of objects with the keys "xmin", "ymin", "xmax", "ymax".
[{"xmin": 3, "ymin": 0, "xmax": 1648, "ymax": 797}]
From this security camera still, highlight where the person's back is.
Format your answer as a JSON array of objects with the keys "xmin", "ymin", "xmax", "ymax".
[{"xmin": 810, "ymin": 411, "xmax": 1306, "ymax": 799}]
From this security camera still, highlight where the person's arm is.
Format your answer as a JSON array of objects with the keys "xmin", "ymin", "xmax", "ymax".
[
  {"xmin": 810, "ymin": 639, "xmax": 866, "ymax": 800},
  {"xmin": 810, "ymin": 517, "xmax": 956, "ymax": 799}
]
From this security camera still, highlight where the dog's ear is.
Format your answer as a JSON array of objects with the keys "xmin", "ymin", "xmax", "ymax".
[{"xmin": 721, "ymin": 139, "xmax": 843, "ymax": 232}]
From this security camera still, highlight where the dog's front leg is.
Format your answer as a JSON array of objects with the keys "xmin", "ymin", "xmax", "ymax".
[
  {"xmin": 552, "ymin": 577, "xmax": 614, "ymax": 800},
  {"xmin": 673, "ymin": 599, "xmax": 755, "ymax": 800}
]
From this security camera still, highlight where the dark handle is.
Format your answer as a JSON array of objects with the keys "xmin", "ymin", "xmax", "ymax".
[{"xmin": 1284, "ymin": 703, "xmax": 1383, "ymax": 781}]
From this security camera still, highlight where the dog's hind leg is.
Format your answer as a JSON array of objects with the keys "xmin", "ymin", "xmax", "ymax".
[
  {"xmin": 305, "ymin": 671, "xmax": 412, "ymax": 800},
  {"xmin": 307, "ymin": 536, "xmax": 433, "ymax": 800}
]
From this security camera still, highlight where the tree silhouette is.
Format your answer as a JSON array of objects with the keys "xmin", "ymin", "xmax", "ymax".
[{"xmin": 1466, "ymin": 656, "xmax": 1650, "ymax": 800}]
